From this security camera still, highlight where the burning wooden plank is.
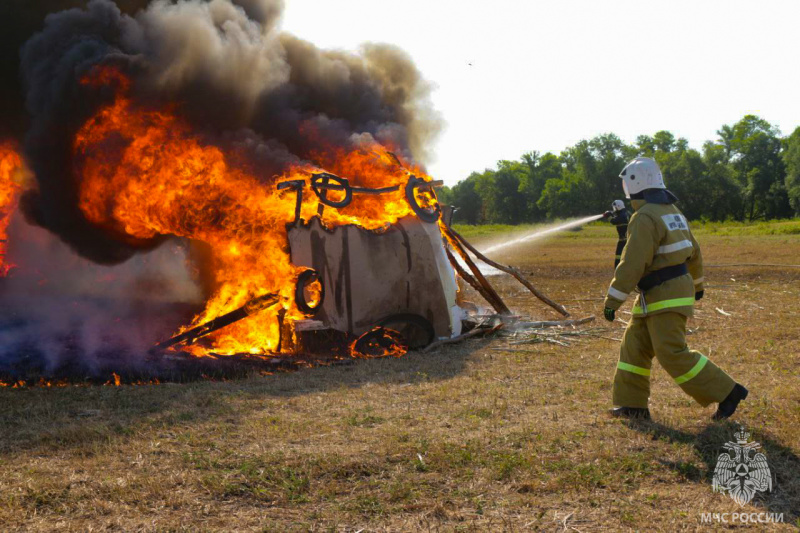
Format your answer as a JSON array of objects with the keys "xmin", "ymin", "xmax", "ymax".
[{"xmin": 154, "ymin": 293, "xmax": 279, "ymax": 350}]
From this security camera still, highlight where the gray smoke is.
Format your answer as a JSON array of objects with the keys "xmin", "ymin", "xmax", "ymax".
[{"xmin": 0, "ymin": 210, "xmax": 203, "ymax": 378}]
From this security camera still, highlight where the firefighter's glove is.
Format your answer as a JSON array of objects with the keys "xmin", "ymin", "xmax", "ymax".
[
  {"xmin": 602, "ymin": 211, "xmax": 613, "ymax": 219},
  {"xmin": 603, "ymin": 307, "xmax": 615, "ymax": 322},
  {"xmin": 695, "ymin": 290, "xmax": 704, "ymax": 301}
]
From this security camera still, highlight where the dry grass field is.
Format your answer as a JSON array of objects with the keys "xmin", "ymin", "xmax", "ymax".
[{"xmin": 1, "ymin": 223, "xmax": 798, "ymax": 531}]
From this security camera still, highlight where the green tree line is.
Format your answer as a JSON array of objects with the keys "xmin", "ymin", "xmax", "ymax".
[{"xmin": 438, "ymin": 115, "xmax": 800, "ymax": 224}]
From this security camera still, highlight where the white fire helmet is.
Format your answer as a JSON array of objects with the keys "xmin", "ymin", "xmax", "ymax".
[
  {"xmin": 611, "ymin": 199, "xmax": 625, "ymax": 212},
  {"xmin": 619, "ymin": 157, "xmax": 665, "ymax": 198}
]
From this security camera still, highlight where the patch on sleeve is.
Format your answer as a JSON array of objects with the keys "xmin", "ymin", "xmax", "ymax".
[{"xmin": 661, "ymin": 214, "xmax": 688, "ymax": 231}]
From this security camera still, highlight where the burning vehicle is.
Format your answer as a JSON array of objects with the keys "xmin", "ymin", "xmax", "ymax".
[
  {"xmin": 0, "ymin": 0, "xmax": 566, "ymax": 382},
  {"xmin": 153, "ymin": 166, "xmax": 462, "ymax": 357}
]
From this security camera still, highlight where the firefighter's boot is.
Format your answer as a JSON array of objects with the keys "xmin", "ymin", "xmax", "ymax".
[{"xmin": 713, "ymin": 383, "xmax": 748, "ymax": 420}]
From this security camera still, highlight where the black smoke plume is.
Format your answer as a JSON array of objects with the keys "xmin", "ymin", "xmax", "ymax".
[{"xmin": 0, "ymin": 1, "xmax": 151, "ymax": 139}]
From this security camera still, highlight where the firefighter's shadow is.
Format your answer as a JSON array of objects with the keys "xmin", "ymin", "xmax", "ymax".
[{"xmin": 628, "ymin": 419, "xmax": 800, "ymax": 522}]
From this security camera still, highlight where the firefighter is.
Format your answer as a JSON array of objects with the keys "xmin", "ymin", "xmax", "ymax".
[
  {"xmin": 602, "ymin": 157, "xmax": 747, "ymax": 420},
  {"xmin": 602, "ymin": 199, "xmax": 629, "ymax": 267}
]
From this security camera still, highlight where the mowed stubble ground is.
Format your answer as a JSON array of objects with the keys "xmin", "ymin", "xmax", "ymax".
[{"xmin": 0, "ymin": 224, "xmax": 798, "ymax": 531}]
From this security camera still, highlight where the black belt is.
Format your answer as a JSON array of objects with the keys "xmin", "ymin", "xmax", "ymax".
[{"xmin": 637, "ymin": 263, "xmax": 688, "ymax": 292}]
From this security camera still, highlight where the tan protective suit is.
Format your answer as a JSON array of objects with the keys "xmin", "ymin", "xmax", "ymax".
[{"xmin": 604, "ymin": 199, "xmax": 736, "ymax": 408}]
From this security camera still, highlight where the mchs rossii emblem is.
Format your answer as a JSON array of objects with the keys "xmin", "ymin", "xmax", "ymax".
[{"xmin": 712, "ymin": 426, "xmax": 772, "ymax": 506}]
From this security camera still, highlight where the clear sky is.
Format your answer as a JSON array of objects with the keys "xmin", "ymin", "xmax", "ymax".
[{"xmin": 282, "ymin": 0, "xmax": 800, "ymax": 185}]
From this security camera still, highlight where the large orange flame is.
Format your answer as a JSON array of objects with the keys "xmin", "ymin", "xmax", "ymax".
[
  {"xmin": 74, "ymin": 66, "xmax": 432, "ymax": 356},
  {"xmin": 0, "ymin": 142, "xmax": 26, "ymax": 277}
]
